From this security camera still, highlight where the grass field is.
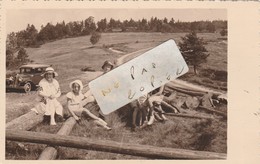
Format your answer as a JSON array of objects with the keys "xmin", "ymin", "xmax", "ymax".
[
  {"xmin": 26, "ymin": 32, "xmax": 227, "ymax": 91},
  {"xmin": 6, "ymin": 32, "xmax": 227, "ymax": 159}
]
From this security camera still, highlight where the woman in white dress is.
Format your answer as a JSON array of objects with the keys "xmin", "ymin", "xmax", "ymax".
[{"xmin": 32, "ymin": 67, "xmax": 63, "ymax": 125}]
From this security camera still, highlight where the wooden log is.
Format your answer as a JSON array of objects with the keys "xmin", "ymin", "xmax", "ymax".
[
  {"xmin": 165, "ymin": 84, "xmax": 206, "ymax": 97},
  {"xmin": 38, "ymin": 117, "xmax": 76, "ymax": 160},
  {"xmin": 163, "ymin": 113, "xmax": 213, "ymax": 120},
  {"xmin": 198, "ymin": 106, "xmax": 227, "ymax": 118},
  {"xmin": 6, "ymin": 111, "xmax": 44, "ymax": 131},
  {"xmin": 6, "ymin": 129, "xmax": 226, "ymax": 159},
  {"xmin": 170, "ymin": 79, "xmax": 224, "ymax": 96}
]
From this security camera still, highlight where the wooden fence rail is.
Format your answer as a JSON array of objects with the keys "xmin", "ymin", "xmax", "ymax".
[{"xmin": 6, "ymin": 129, "xmax": 226, "ymax": 160}]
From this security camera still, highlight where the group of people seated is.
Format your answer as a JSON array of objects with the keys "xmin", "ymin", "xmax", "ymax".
[
  {"xmin": 130, "ymin": 85, "xmax": 182, "ymax": 131},
  {"xmin": 31, "ymin": 61, "xmax": 114, "ymax": 130},
  {"xmin": 31, "ymin": 60, "xmax": 182, "ymax": 132}
]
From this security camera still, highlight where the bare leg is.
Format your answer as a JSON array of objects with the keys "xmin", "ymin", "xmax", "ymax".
[
  {"xmin": 50, "ymin": 108, "xmax": 56, "ymax": 125},
  {"xmin": 161, "ymin": 101, "xmax": 180, "ymax": 113},
  {"xmin": 147, "ymin": 107, "xmax": 155, "ymax": 125},
  {"xmin": 157, "ymin": 105, "xmax": 167, "ymax": 121},
  {"xmin": 132, "ymin": 107, "xmax": 139, "ymax": 128},
  {"xmin": 83, "ymin": 108, "xmax": 100, "ymax": 120},
  {"xmin": 93, "ymin": 120, "xmax": 111, "ymax": 130}
]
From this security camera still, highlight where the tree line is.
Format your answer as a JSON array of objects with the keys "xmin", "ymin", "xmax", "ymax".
[{"xmin": 6, "ymin": 16, "xmax": 227, "ymax": 69}]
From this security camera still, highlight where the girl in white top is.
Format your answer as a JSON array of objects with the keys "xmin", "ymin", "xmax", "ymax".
[{"xmin": 66, "ymin": 80, "xmax": 111, "ymax": 130}]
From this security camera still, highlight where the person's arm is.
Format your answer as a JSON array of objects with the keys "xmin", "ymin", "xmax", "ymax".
[
  {"xmin": 53, "ymin": 80, "xmax": 61, "ymax": 98},
  {"xmin": 67, "ymin": 98, "xmax": 80, "ymax": 121},
  {"xmin": 82, "ymin": 94, "xmax": 96, "ymax": 104},
  {"xmin": 209, "ymin": 97, "xmax": 216, "ymax": 108},
  {"xmin": 153, "ymin": 85, "xmax": 165, "ymax": 96},
  {"xmin": 38, "ymin": 83, "xmax": 50, "ymax": 98}
]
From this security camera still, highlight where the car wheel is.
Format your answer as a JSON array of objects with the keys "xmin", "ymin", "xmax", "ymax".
[{"xmin": 24, "ymin": 82, "xmax": 31, "ymax": 93}]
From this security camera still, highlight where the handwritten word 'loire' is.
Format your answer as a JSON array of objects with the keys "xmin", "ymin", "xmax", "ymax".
[{"xmin": 89, "ymin": 39, "xmax": 189, "ymax": 115}]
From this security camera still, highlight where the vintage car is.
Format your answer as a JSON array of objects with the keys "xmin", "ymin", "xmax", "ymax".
[{"xmin": 6, "ymin": 64, "xmax": 50, "ymax": 93}]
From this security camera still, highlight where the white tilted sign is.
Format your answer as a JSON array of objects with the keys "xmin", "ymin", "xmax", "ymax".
[{"xmin": 89, "ymin": 39, "xmax": 189, "ymax": 115}]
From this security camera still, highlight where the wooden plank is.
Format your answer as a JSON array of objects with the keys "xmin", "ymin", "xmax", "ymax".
[
  {"xmin": 198, "ymin": 106, "xmax": 227, "ymax": 118},
  {"xmin": 38, "ymin": 117, "xmax": 76, "ymax": 160},
  {"xmin": 165, "ymin": 84, "xmax": 206, "ymax": 97},
  {"xmin": 6, "ymin": 129, "xmax": 226, "ymax": 159}
]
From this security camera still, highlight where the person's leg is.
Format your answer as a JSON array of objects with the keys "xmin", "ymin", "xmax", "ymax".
[
  {"xmin": 50, "ymin": 107, "xmax": 56, "ymax": 125},
  {"xmin": 93, "ymin": 120, "xmax": 111, "ymax": 130},
  {"xmin": 156, "ymin": 105, "xmax": 167, "ymax": 121},
  {"xmin": 161, "ymin": 101, "xmax": 180, "ymax": 113},
  {"xmin": 83, "ymin": 108, "xmax": 100, "ymax": 120},
  {"xmin": 130, "ymin": 101, "xmax": 139, "ymax": 131},
  {"xmin": 53, "ymin": 100, "xmax": 64, "ymax": 122},
  {"xmin": 147, "ymin": 100, "xmax": 155, "ymax": 125},
  {"xmin": 141, "ymin": 107, "xmax": 148, "ymax": 124},
  {"xmin": 132, "ymin": 107, "xmax": 139, "ymax": 129},
  {"xmin": 147, "ymin": 107, "xmax": 155, "ymax": 125}
]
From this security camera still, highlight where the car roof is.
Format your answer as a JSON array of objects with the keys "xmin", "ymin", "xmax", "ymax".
[{"xmin": 19, "ymin": 64, "xmax": 50, "ymax": 69}]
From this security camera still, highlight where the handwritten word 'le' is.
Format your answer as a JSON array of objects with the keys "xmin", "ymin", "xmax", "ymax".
[{"xmin": 101, "ymin": 82, "xmax": 120, "ymax": 96}]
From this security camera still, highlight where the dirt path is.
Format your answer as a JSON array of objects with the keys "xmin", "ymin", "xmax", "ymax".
[{"xmin": 115, "ymin": 47, "xmax": 152, "ymax": 66}]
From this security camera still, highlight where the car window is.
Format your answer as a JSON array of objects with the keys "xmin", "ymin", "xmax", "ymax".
[
  {"xmin": 20, "ymin": 68, "xmax": 32, "ymax": 74},
  {"xmin": 35, "ymin": 68, "xmax": 43, "ymax": 73}
]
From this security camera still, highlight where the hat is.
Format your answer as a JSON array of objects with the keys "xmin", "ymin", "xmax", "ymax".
[
  {"xmin": 102, "ymin": 60, "xmax": 114, "ymax": 70},
  {"xmin": 41, "ymin": 67, "xmax": 58, "ymax": 77},
  {"xmin": 69, "ymin": 80, "xmax": 83, "ymax": 91}
]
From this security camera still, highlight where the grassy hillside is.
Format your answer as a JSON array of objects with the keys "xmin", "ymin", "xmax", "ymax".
[{"xmin": 26, "ymin": 32, "xmax": 227, "ymax": 91}]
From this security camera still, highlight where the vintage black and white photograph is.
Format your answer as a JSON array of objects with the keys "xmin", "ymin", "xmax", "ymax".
[{"xmin": 5, "ymin": 9, "xmax": 227, "ymax": 160}]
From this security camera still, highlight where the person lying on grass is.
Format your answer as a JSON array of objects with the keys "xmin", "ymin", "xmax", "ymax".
[{"xmin": 66, "ymin": 80, "xmax": 112, "ymax": 130}]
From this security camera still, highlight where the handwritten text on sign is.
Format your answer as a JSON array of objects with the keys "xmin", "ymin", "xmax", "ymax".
[{"xmin": 89, "ymin": 39, "xmax": 189, "ymax": 115}]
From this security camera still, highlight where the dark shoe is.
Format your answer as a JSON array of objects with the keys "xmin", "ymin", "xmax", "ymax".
[
  {"xmin": 63, "ymin": 113, "xmax": 71, "ymax": 120},
  {"xmin": 42, "ymin": 115, "xmax": 50, "ymax": 125},
  {"xmin": 131, "ymin": 125, "xmax": 136, "ymax": 132},
  {"xmin": 56, "ymin": 115, "xmax": 65, "ymax": 122}
]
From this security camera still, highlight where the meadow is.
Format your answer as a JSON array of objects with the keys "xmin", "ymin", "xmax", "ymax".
[{"xmin": 6, "ymin": 32, "xmax": 227, "ymax": 159}]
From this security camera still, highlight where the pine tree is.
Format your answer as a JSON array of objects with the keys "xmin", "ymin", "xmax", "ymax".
[
  {"xmin": 179, "ymin": 31, "xmax": 209, "ymax": 75},
  {"xmin": 17, "ymin": 47, "xmax": 29, "ymax": 64}
]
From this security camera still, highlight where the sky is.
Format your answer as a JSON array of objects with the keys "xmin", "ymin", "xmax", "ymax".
[{"xmin": 6, "ymin": 9, "xmax": 227, "ymax": 34}]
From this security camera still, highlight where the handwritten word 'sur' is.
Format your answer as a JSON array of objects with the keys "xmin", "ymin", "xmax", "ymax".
[{"xmin": 89, "ymin": 39, "xmax": 189, "ymax": 115}]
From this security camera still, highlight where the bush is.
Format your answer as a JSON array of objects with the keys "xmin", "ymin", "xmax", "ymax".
[
  {"xmin": 220, "ymin": 28, "xmax": 227, "ymax": 36},
  {"xmin": 178, "ymin": 31, "xmax": 209, "ymax": 75},
  {"xmin": 90, "ymin": 32, "xmax": 101, "ymax": 45}
]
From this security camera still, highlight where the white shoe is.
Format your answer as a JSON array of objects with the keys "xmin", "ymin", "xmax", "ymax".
[
  {"xmin": 105, "ymin": 126, "xmax": 112, "ymax": 130},
  {"xmin": 147, "ymin": 115, "xmax": 155, "ymax": 125}
]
